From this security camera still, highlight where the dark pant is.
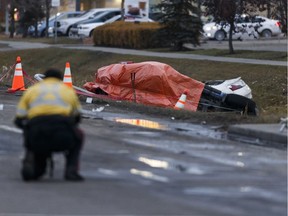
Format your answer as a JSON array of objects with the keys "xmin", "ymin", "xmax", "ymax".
[{"xmin": 22, "ymin": 115, "xmax": 83, "ymax": 180}]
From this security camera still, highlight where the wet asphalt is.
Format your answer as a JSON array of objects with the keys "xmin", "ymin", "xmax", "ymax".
[
  {"xmin": 0, "ymin": 39, "xmax": 287, "ymax": 216},
  {"xmin": 0, "ymin": 92, "xmax": 287, "ymax": 216}
]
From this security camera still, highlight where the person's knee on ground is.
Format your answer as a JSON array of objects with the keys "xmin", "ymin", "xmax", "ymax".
[{"xmin": 21, "ymin": 150, "xmax": 49, "ymax": 181}]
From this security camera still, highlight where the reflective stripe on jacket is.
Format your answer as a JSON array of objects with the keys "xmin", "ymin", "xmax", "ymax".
[{"xmin": 16, "ymin": 77, "xmax": 81, "ymax": 119}]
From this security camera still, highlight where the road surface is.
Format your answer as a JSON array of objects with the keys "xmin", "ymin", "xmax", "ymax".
[{"xmin": 0, "ymin": 91, "xmax": 286, "ymax": 216}]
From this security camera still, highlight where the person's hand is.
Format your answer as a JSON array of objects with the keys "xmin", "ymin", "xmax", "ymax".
[{"xmin": 14, "ymin": 117, "xmax": 28, "ymax": 129}]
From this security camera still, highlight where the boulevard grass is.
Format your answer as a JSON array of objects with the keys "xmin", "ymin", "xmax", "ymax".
[{"xmin": 0, "ymin": 47, "xmax": 286, "ymax": 124}]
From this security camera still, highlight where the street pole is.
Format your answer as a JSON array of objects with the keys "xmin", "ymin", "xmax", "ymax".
[{"xmin": 51, "ymin": 0, "xmax": 60, "ymax": 43}]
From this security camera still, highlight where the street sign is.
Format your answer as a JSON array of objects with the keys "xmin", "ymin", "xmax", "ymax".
[{"xmin": 52, "ymin": 0, "xmax": 60, "ymax": 7}]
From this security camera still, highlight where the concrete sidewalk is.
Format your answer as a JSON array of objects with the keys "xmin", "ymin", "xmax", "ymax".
[
  {"xmin": 228, "ymin": 123, "xmax": 287, "ymax": 149},
  {"xmin": 63, "ymin": 45, "xmax": 287, "ymax": 66},
  {"xmin": 0, "ymin": 39, "xmax": 286, "ymax": 66}
]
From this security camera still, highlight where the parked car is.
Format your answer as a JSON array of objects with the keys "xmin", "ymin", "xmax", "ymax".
[
  {"xmin": 77, "ymin": 14, "xmax": 121, "ymax": 38},
  {"xmin": 57, "ymin": 8, "xmax": 119, "ymax": 36},
  {"xmin": 76, "ymin": 13, "xmax": 155, "ymax": 38},
  {"xmin": 203, "ymin": 14, "xmax": 282, "ymax": 41},
  {"xmin": 69, "ymin": 9, "xmax": 121, "ymax": 38},
  {"xmin": 28, "ymin": 11, "xmax": 84, "ymax": 37}
]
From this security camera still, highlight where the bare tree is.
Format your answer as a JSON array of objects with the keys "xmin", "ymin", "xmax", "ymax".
[
  {"xmin": 121, "ymin": 0, "xmax": 125, "ymax": 20},
  {"xmin": 8, "ymin": 0, "xmax": 15, "ymax": 38},
  {"xmin": 202, "ymin": 0, "xmax": 285, "ymax": 54},
  {"xmin": 267, "ymin": 0, "xmax": 287, "ymax": 35},
  {"xmin": 44, "ymin": 0, "xmax": 51, "ymax": 38},
  {"xmin": 203, "ymin": 0, "xmax": 236, "ymax": 53}
]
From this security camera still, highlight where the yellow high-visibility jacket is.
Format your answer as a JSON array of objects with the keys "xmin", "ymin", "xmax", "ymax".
[{"xmin": 16, "ymin": 77, "xmax": 81, "ymax": 119}]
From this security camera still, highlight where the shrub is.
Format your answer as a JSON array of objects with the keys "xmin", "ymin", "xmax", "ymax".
[{"xmin": 93, "ymin": 21, "xmax": 162, "ymax": 49}]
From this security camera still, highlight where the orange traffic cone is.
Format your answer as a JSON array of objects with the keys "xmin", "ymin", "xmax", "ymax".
[
  {"xmin": 7, "ymin": 56, "xmax": 26, "ymax": 92},
  {"xmin": 63, "ymin": 62, "xmax": 73, "ymax": 87},
  {"xmin": 174, "ymin": 89, "xmax": 188, "ymax": 110}
]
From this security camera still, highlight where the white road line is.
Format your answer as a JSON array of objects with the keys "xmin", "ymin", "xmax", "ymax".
[{"xmin": 0, "ymin": 125, "xmax": 22, "ymax": 134}]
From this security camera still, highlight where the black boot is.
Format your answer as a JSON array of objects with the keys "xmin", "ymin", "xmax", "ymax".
[
  {"xmin": 64, "ymin": 167, "xmax": 84, "ymax": 182},
  {"xmin": 21, "ymin": 151, "xmax": 36, "ymax": 181}
]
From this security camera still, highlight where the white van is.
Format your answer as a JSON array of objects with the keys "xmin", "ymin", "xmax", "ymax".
[{"xmin": 57, "ymin": 8, "xmax": 119, "ymax": 36}]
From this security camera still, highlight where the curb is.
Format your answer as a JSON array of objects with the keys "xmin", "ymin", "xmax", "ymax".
[{"xmin": 227, "ymin": 124, "xmax": 287, "ymax": 149}]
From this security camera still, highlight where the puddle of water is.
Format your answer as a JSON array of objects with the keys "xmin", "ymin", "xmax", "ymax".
[
  {"xmin": 122, "ymin": 131, "xmax": 163, "ymax": 138},
  {"xmin": 115, "ymin": 118, "xmax": 167, "ymax": 130},
  {"xmin": 136, "ymin": 155, "xmax": 207, "ymax": 175},
  {"xmin": 81, "ymin": 168, "xmax": 119, "ymax": 178},
  {"xmin": 82, "ymin": 108, "xmax": 227, "ymax": 141},
  {"xmin": 98, "ymin": 168, "xmax": 118, "ymax": 176},
  {"xmin": 130, "ymin": 168, "xmax": 169, "ymax": 183},
  {"xmin": 184, "ymin": 186, "xmax": 285, "ymax": 203},
  {"xmin": 138, "ymin": 156, "xmax": 169, "ymax": 169},
  {"xmin": 170, "ymin": 123, "xmax": 227, "ymax": 140}
]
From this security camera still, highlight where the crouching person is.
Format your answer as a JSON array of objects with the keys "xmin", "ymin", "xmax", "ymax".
[{"xmin": 14, "ymin": 69, "xmax": 84, "ymax": 182}]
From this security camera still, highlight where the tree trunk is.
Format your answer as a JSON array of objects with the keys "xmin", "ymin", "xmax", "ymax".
[
  {"xmin": 45, "ymin": 0, "xmax": 50, "ymax": 38},
  {"xmin": 228, "ymin": 20, "xmax": 234, "ymax": 54},
  {"xmin": 266, "ymin": 2, "xmax": 271, "ymax": 18},
  {"xmin": 121, "ymin": 0, "xmax": 125, "ymax": 21},
  {"xmin": 22, "ymin": 24, "xmax": 28, "ymax": 38},
  {"xmin": 9, "ymin": 0, "xmax": 15, "ymax": 38}
]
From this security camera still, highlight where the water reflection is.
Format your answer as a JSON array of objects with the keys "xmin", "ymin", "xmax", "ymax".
[
  {"xmin": 130, "ymin": 168, "xmax": 169, "ymax": 182},
  {"xmin": 138, "ymin": 156, "xmax": 169, "ymax": 169},
  {"xmin": 115, "ymin": 118, "xmax": 167, "ymax": 130}
]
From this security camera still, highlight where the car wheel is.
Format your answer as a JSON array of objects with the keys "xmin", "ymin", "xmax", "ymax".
[
  {"xmin": 214, "ymin": 30, "xmax": 225, "ymax": 41},
  {"xmin": 67, "ymin": 27, "xmax": 73, "ymax": 37},
  {"xmin": 89, "ymin": 30, "xmax": 94, "ymax": 37},
  {"xmin": 261, "ymin": 29, "xmax": 272, "ymax": 38}
]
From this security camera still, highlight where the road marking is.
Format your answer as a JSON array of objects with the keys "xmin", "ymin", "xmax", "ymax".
[{"xmin": 0, "ymin": 125, "xmax": 22, "ymax": 134}]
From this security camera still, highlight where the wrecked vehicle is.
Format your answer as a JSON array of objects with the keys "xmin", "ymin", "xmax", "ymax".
[
  {"xmin": 84, "ymin": 61, "xmax": 258, "ymax": 115},
  {"xmin": 206, "ymin": 77, "xmax": 252, "ymax": 99}
]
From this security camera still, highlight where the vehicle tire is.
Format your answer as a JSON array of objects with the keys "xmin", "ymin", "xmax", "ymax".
[
  {"xmin": 89, "ymin": 30, "xmax": 94, "ymax": 37},
  {"xmin": 261, "ymin": 29, "xmax": 272, "ymax": 38},
  {"xmin": 223, "ymin": 94, "xmax": 258, "ymax": 116},
  {"xmin": 214, "ymin": 30, "xmax": 225, "ymax": 41},
  {"xmin": 67, "ymin": 27, "xmax": 73, "ymax": 37}
]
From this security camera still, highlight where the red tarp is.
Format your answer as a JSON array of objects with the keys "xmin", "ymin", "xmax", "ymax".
[{"xmin": 84, "ymin": 61, "xmax": 205, "ymax": 111}]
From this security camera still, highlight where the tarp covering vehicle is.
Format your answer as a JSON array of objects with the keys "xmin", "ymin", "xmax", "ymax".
[
  {"xmin": 84, "ymin": 61, "xmax": 258, "ymax": 115},
  {"xmin": 83, "ymin": 61, "xmax": 205, "ymax": 111}
]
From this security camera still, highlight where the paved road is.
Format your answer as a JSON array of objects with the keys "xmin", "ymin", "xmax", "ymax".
[
  {"xmin": 0, "ymin": 39, "xmax": 286, "ymax": 66},
  {"xmin": 0, "ymin": 92, "xmax": 287, "ymax": 216},
  {"xmin": 0, "ymin": 39, "xmax": 286, "ymax": 216},
  {"xmin": 189, "ymin": 38, "xmax": 287, "ymax": 52}
]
